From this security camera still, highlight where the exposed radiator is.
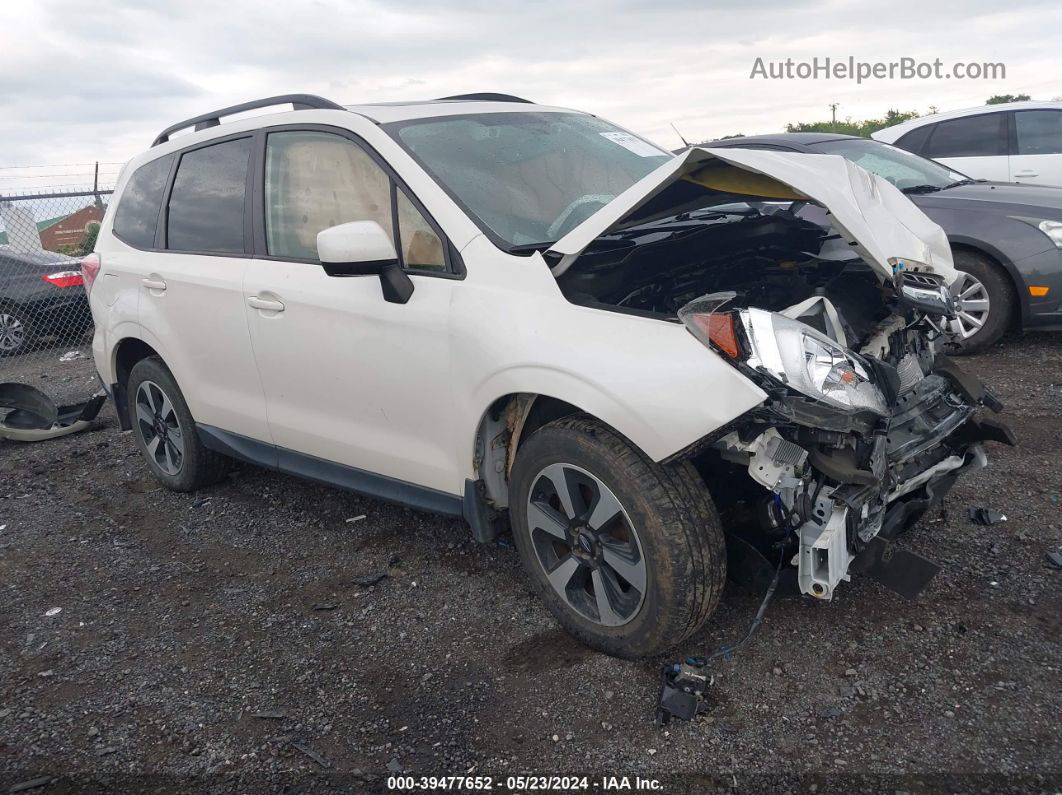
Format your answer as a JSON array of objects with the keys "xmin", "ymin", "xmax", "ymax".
[{"xmin": 896, "ymin": 353, "xmax": 925, "ymax": 395}]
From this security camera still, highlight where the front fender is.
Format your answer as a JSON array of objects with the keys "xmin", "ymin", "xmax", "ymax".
[{"xmin": 460, "ymin": 308, "xmax": 768, "ymax": 475}]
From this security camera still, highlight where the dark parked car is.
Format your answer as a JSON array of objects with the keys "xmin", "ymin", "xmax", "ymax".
[
  {"xmin": 702, "ymin": 133, "xmax": 1062, "ymax": 352},
  {"xmin": 0, "ymin": 246, "xmax": 91, "ymax": 355}
]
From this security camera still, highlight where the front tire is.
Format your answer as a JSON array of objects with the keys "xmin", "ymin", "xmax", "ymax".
[
  {"xmin": 127, "ymin": 356, "xmax": 229, "ymax": 492},
  {"xmin": 946, "ymin": 250, "xmax": 1015, "ymax": 354},
  {"xmin": 509, "ymin": 415, "xmax": 726, "ymax": 659}
]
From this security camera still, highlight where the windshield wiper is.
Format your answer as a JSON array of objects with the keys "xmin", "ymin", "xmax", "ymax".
[
  {"xmin": 506, "ymin": 241, "xmax": 554, "ymax": 255},
  {"xmin": 942, "ymin": 178, "xmax": 984, "ymax": 190},
  {"xmin": 901, "ymin": 184, "xmax": 944, "ymax": 194}
]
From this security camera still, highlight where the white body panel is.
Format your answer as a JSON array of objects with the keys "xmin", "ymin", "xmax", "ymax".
[
  {"xmin": 90, "ymin": 100, "xmax": 951, "ymax": 501},
  {"xmin": 242, "ymin": 257, "xmax": 460, "ymax": 493},
  {"xmin": 934, "ymin": 155, "xmax": 1010, "ymax": 182},
  {"xmin": 1008, "ymin": 152, "xmax": 1062, "ymax": 185},
  {"xmin": 874, "ymin": 101, "xmax": 1062, "ymax": 188},
  {"xmin": 92, "ymin": 235, "xmax": 272, "ymax": 442}
]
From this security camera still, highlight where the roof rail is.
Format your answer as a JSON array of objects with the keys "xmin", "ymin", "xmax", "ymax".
[
  {"xmin": 435, "ymin": 93, "xmax": 534, "ymax": 104},
  {"xmin": 151, "ymin": 94, "xmax": 346, "ymax": 147}
]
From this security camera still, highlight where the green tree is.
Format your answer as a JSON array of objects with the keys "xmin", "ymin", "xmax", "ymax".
[
  {"xmin": 785, "ymin": 108, "xmax": 919, "ymax": 138},
  {"xmin": 986, "ymin": 93, "xmax": 1031, "ymax": 104}
]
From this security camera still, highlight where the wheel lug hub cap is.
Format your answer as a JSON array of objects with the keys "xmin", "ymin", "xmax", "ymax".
[{"xmin": 576, "ymin": 533, "xmax": 594, "ymax": 555}]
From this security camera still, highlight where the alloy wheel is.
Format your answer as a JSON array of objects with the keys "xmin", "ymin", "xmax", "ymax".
[
  {"xmin": 946, "ymin": 271, "xmax": 991, "ymax": 339},
  {"xmin": 525, "ymin": 463, "xmax": 647, "ymax": 627},
  {"xmin": 135, "ymin": 380, "xmax": 184, "ymax": 476},
  {"xmin": 0, "ymin": 312, "xmax": 25, "ymax": 352}
]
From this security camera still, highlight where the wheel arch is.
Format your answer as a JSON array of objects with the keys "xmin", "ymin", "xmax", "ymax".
[
  {"xmin": 471, "ymin": 391, "xmax": 695, "ymax": 512},
  {"xmin": 111, "ymin": 337, "xmax": 162, "ymax": 430},
  {"xmin": 948, "ymin": 236, "xmax": 1027, "ymax": 328}
]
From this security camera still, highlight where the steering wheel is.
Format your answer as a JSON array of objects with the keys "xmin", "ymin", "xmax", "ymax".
[{"xmin": 546, "ymin": 194, "xmax": 615, "ymax": 240}]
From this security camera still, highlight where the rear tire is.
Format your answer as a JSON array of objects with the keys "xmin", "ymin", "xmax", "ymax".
[
  {"xmin": 0, "ymin": 304, "xmax": 33, "ymax": 356},
  {"xmin": 946, "ymin": 250, "xmax": 1015, "ymax": 354},
  {"xmin": 127, "ymin": 356, "xmax": 229, "ymax": 492},
  {"xmin": 509, "ymin": 415, "xmax": 726, "ymax": 659}
]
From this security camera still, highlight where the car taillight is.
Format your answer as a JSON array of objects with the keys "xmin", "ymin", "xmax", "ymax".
[
  {"xmin": 43, "ymin": 270, "xmax": 85, "ymax": 289},
  {"xmin": 80, "ymin": 253, "xmax": 101, "ymax": 294}
]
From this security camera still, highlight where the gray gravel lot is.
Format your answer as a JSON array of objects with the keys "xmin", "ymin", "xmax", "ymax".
[{"xmin": 1, "ymin": 333, "xmax": 1060, "ymax": 794}]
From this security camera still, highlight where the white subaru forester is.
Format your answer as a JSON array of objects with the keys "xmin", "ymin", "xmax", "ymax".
[{"xmin": 86, "ymin": 93, "xmax": 1012, "ymax": 658}]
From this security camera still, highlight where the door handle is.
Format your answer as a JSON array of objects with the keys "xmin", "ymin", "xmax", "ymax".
[
  {"xmin": 1014, "ymin": 170, "xmax": 1038, "ymax": 178},
  {"xmin": 141, "ymin": 277, "xmax": 167, "ymax": 291},
  {"xmin": 247, "ymin": 295, "xmax": 285, "ymax": 312}
]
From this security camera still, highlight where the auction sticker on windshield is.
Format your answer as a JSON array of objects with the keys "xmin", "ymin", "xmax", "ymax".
[{"xmin": 600, "ymin": 131, "xmax": 667, "ymax": 157}]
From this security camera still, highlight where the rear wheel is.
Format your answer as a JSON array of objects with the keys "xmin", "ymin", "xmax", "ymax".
[
  {"xmin": 127, "ymin": 357, "xmax": 228, "ymax": 491},
  {"xmin": 509, "ymin": 415, "xmax": 726, "ymax": 659},
  {"xmin": 0, "ymin": 304, "xmax": 33, "ymax": 356},
  {"xmin": 946, "ymin": 250, "xmax": 1015, "ymax": 354}
]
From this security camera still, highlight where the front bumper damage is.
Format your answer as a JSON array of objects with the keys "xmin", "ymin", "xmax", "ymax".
[{"xmin": 715, "ymin": 357, "xmax": 1014, "ymax": 601}]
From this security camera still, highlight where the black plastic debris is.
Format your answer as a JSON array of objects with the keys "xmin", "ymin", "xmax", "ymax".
[
  {"xmin": 288, "ymin": 738, "xmax": 332, "ymax": 768},
  {"xmin": 353, "ymin": 573, "xmax": 388, "ymax": 588},
  {"xmin": 655, "ymin": 657, "xmax": 712, "ymax": 725},
  {"xmin": 8, "ymin": 777, "xmax": 56, "ymax": 794},
  {"xmin": 969, "ymin": 507, "xmax": 1007, "ymax": 526},
  {"xmin": 312, "ymin": 602, "xmax": 338, "ymax": 611},
  {"xmin": 251, "ymin": 711, "xmax": 286, "ymax": 720},
  {"xmin": 1046, "ymin": 550, "xmax": 1062, "ymax": 569},
  {"xmin": 0, "ymin": 382, "xmax": 106, "ymax": 442}
]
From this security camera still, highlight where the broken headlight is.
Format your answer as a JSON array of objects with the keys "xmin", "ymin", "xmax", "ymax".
[
  {"xmin": 741, "ymin": 309, "xmax": 888, "ymax": 415},
  {"xmin": 680, "ymin": 297, "xmax": 887, "ymax": 416}
]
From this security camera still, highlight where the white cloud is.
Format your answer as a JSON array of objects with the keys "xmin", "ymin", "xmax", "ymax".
[{"xmin": 1, "ymin": 0, "xmax": 1058, "ymax": 186}]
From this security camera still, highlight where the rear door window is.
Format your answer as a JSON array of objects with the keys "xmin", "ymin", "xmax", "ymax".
[
  {"xmin": 166, "ymin": 138, "xmax": 252, "ymax": 254},
  {"xmin": 924, "ymin": 114, "xmax": 1005, "ymax": 158},
  {"xmin": 1015, "ymin": 110, "xmax": 1062, "ymax": 155},
  {"xmin": 112, "ymin": 154, "xmax": 174, "ymax": 248}
]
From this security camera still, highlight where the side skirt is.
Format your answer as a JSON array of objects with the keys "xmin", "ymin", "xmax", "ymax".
[{"xmin": 196, "ymin": 424, "xmax": 464, "ymax": 518}]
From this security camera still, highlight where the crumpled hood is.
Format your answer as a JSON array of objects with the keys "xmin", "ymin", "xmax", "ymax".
[{"xmin": 547, "ymin": 146, "xmax": 957, "ymax": 285}]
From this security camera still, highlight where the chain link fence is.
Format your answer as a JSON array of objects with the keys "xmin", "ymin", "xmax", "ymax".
[{"xmin": 1, "ymin": 184, "xmax": 114, "ymax": 408}]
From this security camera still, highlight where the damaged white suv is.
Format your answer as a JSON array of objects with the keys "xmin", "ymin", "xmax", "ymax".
[{"xmin": 87, "ymin": 93, "xmax": 1013, "ymax": 658}]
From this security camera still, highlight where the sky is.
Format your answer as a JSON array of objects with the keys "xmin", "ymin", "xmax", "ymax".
[{"xmin": 1, "ymin": 0, "xmax": 1060, "ymax": 193}]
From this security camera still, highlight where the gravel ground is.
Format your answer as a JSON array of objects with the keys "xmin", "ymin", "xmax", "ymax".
[{"xmin": 1, "ymin": 333, "xmax": 1060, "ymax": 794}]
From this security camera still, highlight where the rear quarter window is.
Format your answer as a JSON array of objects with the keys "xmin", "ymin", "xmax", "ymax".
[
  {"xmin": 166, "ymin": 138, "xmax": 252, "ymax": 254},
  {"xmin": 892, "ymin": 125, "xmax": 933, "ymax": 155},
  {"xmin": 112, "ymin": 154, "xmax": 174, "ymax": 248}
]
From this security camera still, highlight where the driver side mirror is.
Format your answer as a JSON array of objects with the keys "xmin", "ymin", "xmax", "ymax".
[{"xmin": 317, "ymin": 221, "xmax": 414, "ymax": 304}]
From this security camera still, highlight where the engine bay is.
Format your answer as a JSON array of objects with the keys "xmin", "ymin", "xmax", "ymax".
[
  {"xmin": 557, "ymin": 204, "xmax": 896, "ymax": 347},
  {"xmin": 555, "ymin": 201, "xmax": 1014, "ymax": 601}
]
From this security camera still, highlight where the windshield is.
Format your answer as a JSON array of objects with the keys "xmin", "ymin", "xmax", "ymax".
[
  {"xmin": 807, "ymin": 138, "xmax": 969, "ymax": 191},
  {"xmin": 386, "ymin": 112, "xmax": 672, "ymax": 249}
]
